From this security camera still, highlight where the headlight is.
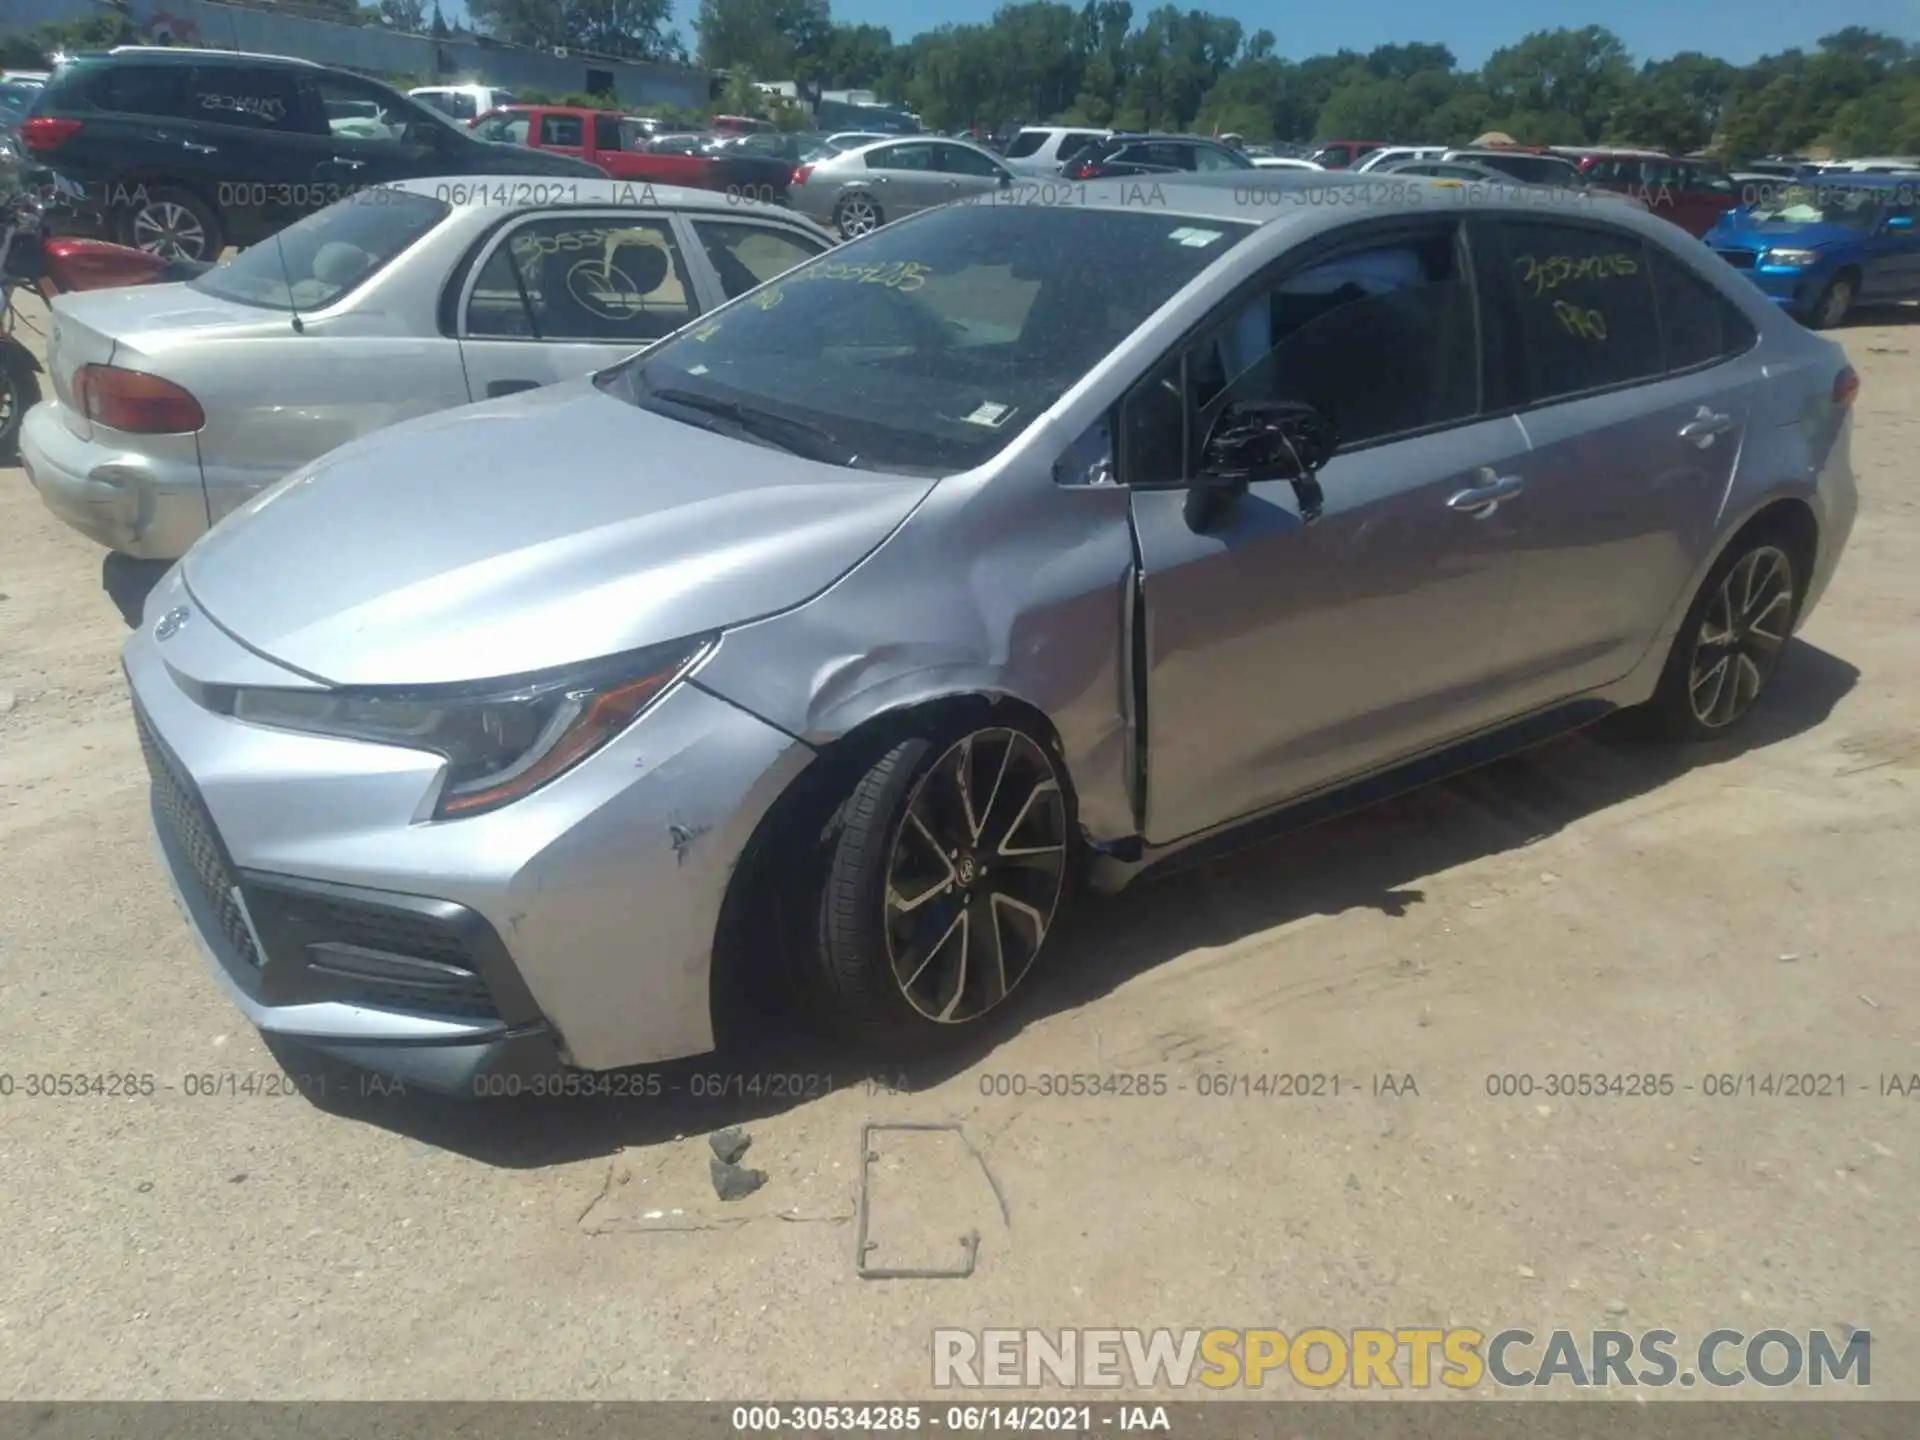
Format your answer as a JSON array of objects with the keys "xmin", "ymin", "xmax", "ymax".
[
  {"xmin": 228, "ymin": 637, "xmax": 712, "ymax": 819},
  {"xmin": 1766, "ymin": 248, "xmax": 1821, "ymax": 266}
]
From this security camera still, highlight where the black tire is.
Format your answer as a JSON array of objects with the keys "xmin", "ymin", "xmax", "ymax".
[
  {"xmin": 832, "ymin": 190, "xmax": 884, "ymax": 240},
  {"xmin": 1637, "ymin": 529, "xmax": 1804, "ymax": 742},
  {"xmin": 805, "ymin": 720, "xmax": 1072, "ymax": 1052},
  {"xmin": 1807, "ymin": 271, "xmax": 1855, "ymax": 329},
  {"xmin": 124, "ymin": 186, "xmax": 224, "ymax": 263},
  {"xmin": 0, "ymin": 344, "xmax": 41, "ymax": 461}
]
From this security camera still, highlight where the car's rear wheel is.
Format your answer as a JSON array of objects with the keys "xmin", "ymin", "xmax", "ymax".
[
  {"xmin": 1808, "ymin": 272, "xmax": 1855, "ymax": 329},
  {"xmin": 0, "ymin": 344, "xmax": 41, "ymax": 461},
  {"xmin": 1641, "ymin": 532, "xmax": 1802, "ymax": 741},
  {"xmin": 126, "ymin": 187, "xmax": 224, "ymax": 263},
  {"xmin": 833, "ymin": 191, "xmax": 884, "ymax": 240},
  {"xmin": 806, "ymin": 723, "xmax": 1071, "ymax": 1050}
]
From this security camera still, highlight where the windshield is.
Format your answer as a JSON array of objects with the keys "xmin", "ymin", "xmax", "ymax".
[
  {"xmin": 189, "ymin": 189, "xmax": 450, "ymax": 310},
  {"xmin": 1749, "ymin": 184, "xmax": 1888, "ymax": 228},
  {"xmin": 606, "ymin": 204, "xmax": 1255, "ymax": 475},
  {"xmin": 0, "ymin": 81, "xmax": 35, "ymax": 121}
]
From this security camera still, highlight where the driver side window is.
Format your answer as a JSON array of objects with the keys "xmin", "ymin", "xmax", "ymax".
[{"xmin": 1120, "ymin": 222, "xmax": 1481, "ymax": 484}]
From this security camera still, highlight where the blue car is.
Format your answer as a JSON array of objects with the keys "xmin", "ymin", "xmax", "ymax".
[{"xmin": 1704, "ymin": 174, "xmax": 1920, "ymax": 327}]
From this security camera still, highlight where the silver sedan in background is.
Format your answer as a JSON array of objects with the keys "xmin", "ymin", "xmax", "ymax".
[
  {"xmin": 789, "ymin": 135, "xmax": 1015, "ymax": 238},
  {"xmin": 19, "ymin": 177, "xmax": 833, "ymax": 564}
]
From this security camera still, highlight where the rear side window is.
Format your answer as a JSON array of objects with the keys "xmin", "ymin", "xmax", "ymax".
[
  {"xmin": 1496, "ymin": 219, "xmax": 1664, "ymax": 402},
  {"xmin": 1650, "ymin": 248, "xmax": 1757, "ymax": 371},
  {"xmin": 187, "ymin": 66, "xmax": 307, "ymax": 132},
  {"xmin": 465, "ymin": 215, "xmax": 696, "ymax": 342},
  {"xmin": 692, "ymin": 219, "xmax": 827, "ymax": 299},
  {"xmin": 539, "ymin": 112, "xmax": 584, "ymax": 147},
  {"xmin": 81, "ymin": 64, "xmax": 189, "ymax": 119},
  {"xmin": 189, "ymin": 188, "xmax": 449, "ymax": 310},
  {"xmin": 1004, "ymin": 130, "xmax": 1047, "ymax": 159}
]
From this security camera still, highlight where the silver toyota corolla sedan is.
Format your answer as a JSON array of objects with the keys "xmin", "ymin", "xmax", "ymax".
[
  {"xmin": 124, "ymin": 173, "xmax": 1859, "ymax": 1094},
  {"xmin": 19, "ymin": 178, "xmax": 833, "ymax": 562},
  {"xmin": 788, "ymin": 135, "xmax": 1016, "ymax": 238}
]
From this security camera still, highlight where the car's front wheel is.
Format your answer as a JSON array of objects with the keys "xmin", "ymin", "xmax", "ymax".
[
  {"xmin": 806, "ymin": 723, "xmax": 1071, "ymax": 1049},
  {"xmin": 1641, "ymin": 531, "xmax": 1803, "ymax": 741},
  {"xmin": 1808, "ymin": 271, "xmax": 1855, "ymax": 329}
]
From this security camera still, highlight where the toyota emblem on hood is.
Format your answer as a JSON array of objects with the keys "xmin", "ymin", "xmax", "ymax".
[{"xmin": 154, "ymin": 607, "xmax": 190, "ymax": 641}]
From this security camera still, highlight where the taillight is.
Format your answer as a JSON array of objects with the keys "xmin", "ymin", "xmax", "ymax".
[
  {"xmin": 1833, "ymin": 366, "xmax": 1860, "ymax": 409},
  {"xmin": 73, "ymin": 365, "xmax": 205, "ymax": 434},
  {"xmin": 19, "ymin": 116, "xmax": 82, "ymax": 153},
  {"xmin": 791, "ymin": 163, "xmax": 814, "ymax": 186},
  {"xmin": 1067, "ymin": 158, "xmax": 1096, "ymax": 179}
]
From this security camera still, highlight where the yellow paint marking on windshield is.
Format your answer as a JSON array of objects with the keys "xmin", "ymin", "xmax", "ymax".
[
  {"xmin": 789, "ymin": 259, "xmax": 929, "ymax": 292},
  {"xmin": 690, "ymin": 320, "xmax": 722, "ymax": 341},
  {"xmin": 748, "ymin": 286, "xmax": 784, "ymax": 310}
]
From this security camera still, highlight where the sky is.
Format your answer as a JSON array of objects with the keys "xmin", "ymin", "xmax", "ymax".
[{"xmin": 448, "ymin": 0, "xmax": 1920, "ymax": 71}]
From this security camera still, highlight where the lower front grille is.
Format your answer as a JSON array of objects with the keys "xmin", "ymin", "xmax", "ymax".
[
  {"xmin": 1715, "ymin": 248, "xmax": 1758, "ymax": 269},
  {"xmin": 134, "ymin": 700, "xmax": 263, "ymax": 970}
]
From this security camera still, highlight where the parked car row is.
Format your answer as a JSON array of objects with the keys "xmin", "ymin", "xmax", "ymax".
[{"xmin": 6, "ymin": 166, "xmax": 1862, "ymax": 1097}]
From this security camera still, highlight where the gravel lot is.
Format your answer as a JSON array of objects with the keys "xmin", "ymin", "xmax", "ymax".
[{"xmin": 1, "ymin": 295, "xmax": 1915, "ymax": 1399}]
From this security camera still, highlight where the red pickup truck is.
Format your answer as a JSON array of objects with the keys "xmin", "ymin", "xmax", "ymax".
[{"xmin": 471, "ymin": 106, "xmax": 792, "ymax": 203}]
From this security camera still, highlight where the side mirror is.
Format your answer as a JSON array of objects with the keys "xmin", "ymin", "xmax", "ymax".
[
  {"xmin": 1187, "ymin": 399, "xmax": 1338, "ymax": 529},
  {"xmin": 1198, "ymin": 398, "xmax": 1338, "ymax": 487}
]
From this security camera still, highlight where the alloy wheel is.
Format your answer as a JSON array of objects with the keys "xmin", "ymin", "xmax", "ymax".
[
  {"xmin": 131, "ymin": 202, "xmax": 207, "ymax": 261},
  {"xmin": 837, "ymin": 194, "xmax": 880, "ymax": 238},
  {"xmin": 882, "ymin": 728, "xmax": 1067, "ymax": 1024},
  {"xmin": 1687, "ymin": 544, "xmax": 1794, "ymax": 730},
  {"xmin": 1816, "ymin": 277, "xmax": 1853, "ymax": 328}
]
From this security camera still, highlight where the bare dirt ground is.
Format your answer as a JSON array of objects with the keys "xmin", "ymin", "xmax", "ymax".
[{"xmin": 1, "ymin": 297, "xmax": 1916, "ymax": 1401}]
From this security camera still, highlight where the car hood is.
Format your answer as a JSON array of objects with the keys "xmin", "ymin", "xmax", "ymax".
[
  {"xmin": 181, "ymin": 379, "xmax": 937, "ymax": 687},
  {"xmin": 1707, "ymin": 216, "xmax": 1863, "ymax": 249}
]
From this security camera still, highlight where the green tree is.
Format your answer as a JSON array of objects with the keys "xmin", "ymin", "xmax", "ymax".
[
  {"xmin": 1613, "ymin": 51, "xmax": 1738, "ymax": 152},
  {"xmin": 1481, "ymin": 26, "xmax": 1634, "ymax": 142}
]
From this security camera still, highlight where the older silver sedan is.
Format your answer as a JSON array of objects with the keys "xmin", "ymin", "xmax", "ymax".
[
  {"xmin": 18, "ymin": 177, "xmax": 834, "ymax": 561},
  {"xmin": 789, "ymin": 135, "xmax": 1016, "ymax": 238}
]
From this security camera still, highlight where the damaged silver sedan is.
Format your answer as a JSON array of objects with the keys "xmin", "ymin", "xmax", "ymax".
[{"xmin": 123, "ymin": 173, "xmax": 1858, "ymax": 1092}]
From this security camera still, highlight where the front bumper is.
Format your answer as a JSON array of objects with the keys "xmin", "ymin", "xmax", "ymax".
[
  {"xmin": 20, "ymin": 401, "xmax": 209, "ymax": 559},
  {"xmin": 124, "ymin": 569, "xmax": 817, "ymax": 1088}
]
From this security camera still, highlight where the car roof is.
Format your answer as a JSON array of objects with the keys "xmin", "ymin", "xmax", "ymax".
[
  {"xmin": 91, "ymin": 46, "xmax": 321, "ymax": 67},
  {"xmin": 392, "ymin": 175, "xmax": 832, "ymax": 229}
]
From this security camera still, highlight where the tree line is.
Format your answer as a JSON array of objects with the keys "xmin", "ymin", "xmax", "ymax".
[
  {"xmin": 7, "ymin": 2, "xmax": 1918, "ymax": 159},
  {"xmin": 690, "ymin": 3, "xmax": 1920, "ymax": 159}
]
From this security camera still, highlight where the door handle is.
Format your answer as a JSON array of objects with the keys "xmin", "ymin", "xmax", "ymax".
[
  {"xmin": 1678, "ymin": 406, "xmax": 1735, "ymax": 448},
  {"xmin": 486, "ymin": 379, "xmax": 541, "ymax": 397},
  {"xmin": 1447, "ymin": 468, "xmax": 1525, "ymax": 516},
  {"xmin": 181, "ymin": 142, "xmax": 218, "ymax": 154}
]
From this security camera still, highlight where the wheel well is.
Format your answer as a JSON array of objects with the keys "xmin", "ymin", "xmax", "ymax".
[
  {"xmin": 1733, "ymin": 497, "xmax": 1819, "ymax": 597},
  {"xmin": 707, "ymin": 693, "xmax": 1073, "ymax": 1042},
  {"xmin": 1831, "ymin": 263, "xmax": 1863, "ymax": 287}
]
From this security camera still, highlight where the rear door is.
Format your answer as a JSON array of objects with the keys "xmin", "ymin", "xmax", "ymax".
[
  {"xmin": 1855, "ymin": 194, "xmax": 1920, "ymax": 302},
  {"xmin": 453, "ymin": 209, "xmax": 708, "ymax": 399},
  {"xmin": 1476, "ymin": 216, "xmax": 1761, "ymax": 710}
]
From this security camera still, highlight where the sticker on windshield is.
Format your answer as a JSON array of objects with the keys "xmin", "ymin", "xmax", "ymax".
[
  {"xmin": 963, "ymin": 401, "xmax": 1014, "ymax": 428},
  {"xmin": 1168, "ymin": 227, "xmax": 1224, "ymax": 247}
]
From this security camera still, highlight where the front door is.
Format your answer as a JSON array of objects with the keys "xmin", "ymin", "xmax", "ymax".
[
  {"xmin": 454, "ymin": 210, "xmax": 711, "ymax": 399},
  {"xmin": 933, "ymin": 141, "xmax": 1010, "ymax": 203},
  {"xmin": 1127, "ymin": 218, "xmax": 1529, "ymax": 844},
  {"xmin": 1855, "ymin": 198, "xmax": 1920, "ymax": 302},
  {"xmin": 301, "ymin": 73, "xmax": 446, "ymax": 203},
  {"xmin": 863, "ymin": 140, "xmax": 956, "ymax": 216},
  {"xmin": 1474, "ymin": 216, "xmax": 1761, "ymax": 709}
]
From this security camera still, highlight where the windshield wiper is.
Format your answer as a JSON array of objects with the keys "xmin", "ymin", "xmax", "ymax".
[{"xmin": 644, "ymin": 385, "xmax": 856, "ymax": 465}]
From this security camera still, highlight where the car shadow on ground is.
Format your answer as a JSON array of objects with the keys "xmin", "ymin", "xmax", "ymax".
[
  {"xmin": 102, "ymin": 554, "xmax": 171, "ymax": 628},
  {"xmin": 276, "ymin": 638, "xmax": 1859, "ymax": 1167}
]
